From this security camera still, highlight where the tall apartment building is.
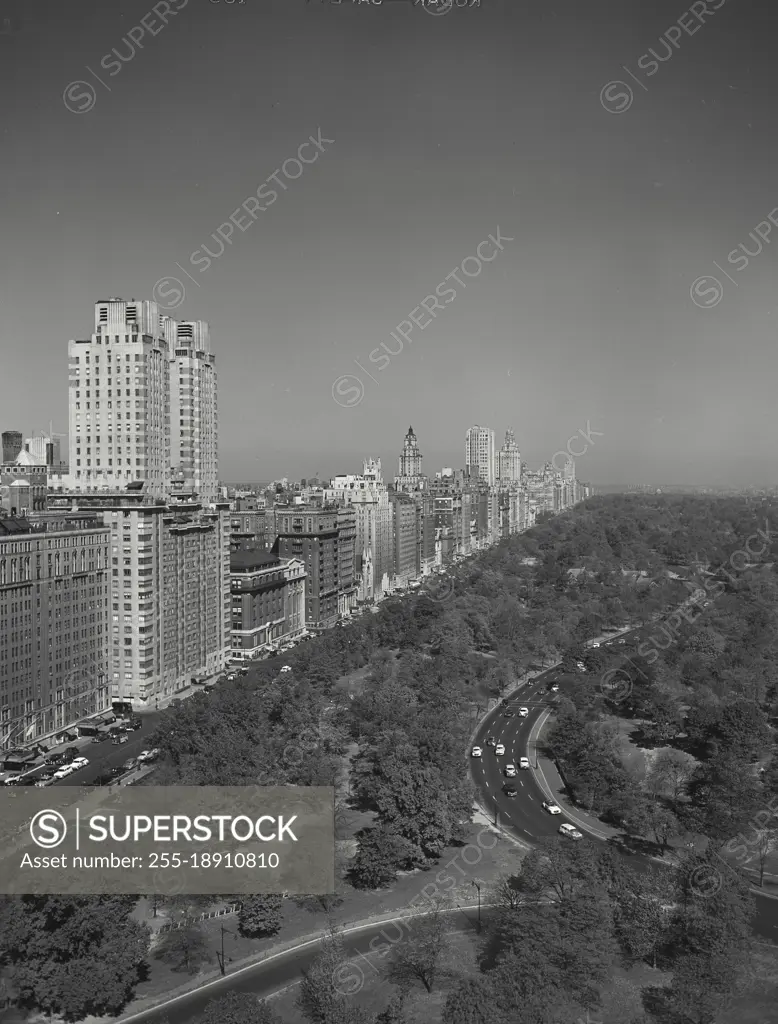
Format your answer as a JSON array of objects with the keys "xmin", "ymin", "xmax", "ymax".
[
  {"xmin": 68, "ymin": 299, "xmax": 172, "ymax": 499},
  {"xmin": 274, "ymin": 505, "xmax": 357, "ymax": 630},
  {"xmin": 229, "ymin": 550, "xmax": 306, "ymax": 660},
  {"xmin": 390, "ymin": 492, "xmax": 421, "ymax": 587},
  {"xmin": 47, "ymin": 492, "xmax": 230, "ymax": 706},
  {"xmin": 0, "ymin": 514, "xmax": 111, "ymax": 752},
  {"xmin": 325, "ymin": 459, "xmax": 394, "ymax": 602},
  {"xmin": 170, "ymin": 320, "xmax": 219, "ymax": 504},
  {"xmin": 497, "ymin": 429, "xmax": 521, "ymax": 483},
  {"xmin": 465, "ymin": 425, "xmax": 495, "ymax": 486},
  {"xmin": 1, "ymin": 431, "xmax": 22, "ymax": 465},
  {"xmin": 67, "ymin": 299, "xmax": 219, "ymax": 505}
]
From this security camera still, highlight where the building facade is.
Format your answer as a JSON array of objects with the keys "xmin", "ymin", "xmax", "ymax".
[
  {"xmin": 324, "ymin": 459, "xmax": 393, "ymax": 602},
  {"xmin": 169, "ymin": 320, "xmax": 219, "ymax": 504},
  {"xmin": 274, "ymin": 505, "xmax": 356, "ymax": 630},
  {"xmin": 229, "ymin": 550, "xmax": 306, "ymax": 660},
  {"xmin": 465, "ymin": 425, "xmax": 496, "ymax": 486},
  {"xmin": 68, "ymin": 299, "xmax": 173, "ymax": 498},
  {"xmin": 497, "ymin": 429, "xmax": 521, "ymax": 484},
  {"xmin": 0, "ymin": 515, "xmax": 111, "ymax": 752},
  {"xmin": 0, "ymin": 458, "xmax": 48, "ymax": 514}
]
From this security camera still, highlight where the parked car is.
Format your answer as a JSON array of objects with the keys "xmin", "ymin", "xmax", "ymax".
[
  {"xmin": 129, "ymin": 718, "xmax": 142, "ymax": 731},
  {"xmin": 122, "ymin": 758, "xmax": 139, "ymax": 772}
]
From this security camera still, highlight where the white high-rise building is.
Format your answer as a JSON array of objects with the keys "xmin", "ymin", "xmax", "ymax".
[
  {"xmin": 68, "ymin": 299, "xmax": 172, "ymax": 499},
  {"xmin": 464, "ymin": 425, "xmax": 495, "ymax": 486},
  {"xmin": 170, "ymin": 320, "xmax": 219, "ymax": 503},
  {"xmin": 67, "ymin": 299, "xmax": 219, "ymax": 503}
]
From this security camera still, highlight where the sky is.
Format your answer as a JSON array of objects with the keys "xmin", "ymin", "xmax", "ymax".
[{"xmin": 1, "ymin": 0, "xmax": 777, "ymax": 487}]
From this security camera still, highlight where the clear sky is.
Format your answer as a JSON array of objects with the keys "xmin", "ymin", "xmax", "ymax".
[{"xmin": 1, "ymin": 0, "xmax": 777, "ymax": 487}]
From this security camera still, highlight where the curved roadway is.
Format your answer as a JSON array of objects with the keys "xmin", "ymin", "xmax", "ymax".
[{"xmin": 469, "ymin": 626, "xmax": 778, "ymax": 943}]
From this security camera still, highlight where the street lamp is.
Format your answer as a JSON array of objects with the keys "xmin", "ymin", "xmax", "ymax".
[
  {"xmin": 471, "ymin": 879, "xmax": 482, "ymax": 933},
  {"xmin": 216, "ymin": 923, "xmax": 234, "ymax": 976}
]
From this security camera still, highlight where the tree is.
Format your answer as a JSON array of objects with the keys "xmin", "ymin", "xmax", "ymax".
[
  {"xmin": 0, "ymin": 896, "xmax": 148, "ymax": 1021},
  {"xmin": 238, "ymin": 896, "xmax": 284, "ymax": 938},
  {"xmin": 647, "ymin": 747, "xmax": 696, "ymax": 804},
  {"xmin": 386, "ymin": 903, "xmax": 448, "ymax": 994},
  {"xmin": 349, "ymin": 825, "xmax": 413, "ymax": 889},
  {"xmin": 154, "ymin": 920, "xmax": 212, "ymax": 974},
  {"xmin": 297, "ymin": 931, "xmax": 373, "ymax": 1024},
  {"xmin": 442, "ymin": 978, "xmax": 508, "ymax": 1024},
  {"xmin": 197, "ymin": 991, "xmax": 281, "ymax": 1024}
]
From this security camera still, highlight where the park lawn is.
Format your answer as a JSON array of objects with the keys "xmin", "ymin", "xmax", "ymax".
[{"xmin": 109, "ymin": 818, "xmax": 524, "ymax": 1019}]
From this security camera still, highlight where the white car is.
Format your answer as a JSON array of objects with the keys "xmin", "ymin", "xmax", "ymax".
[
  {"xmin": 550, "ymin": 684, "xmax": 559, "ymax": 692},
  {"xmin": 543, "ymin": 801, "xmax": 562, "ymax": 815},
  {"xmin": 53, "ymin": 766, "xmax": 72, "ymax": 780},
  {"xmin": 280, "ymin": 666, "xmax": 292, "ymax": 674},
  {"xmin": 504, "ymin": 764, "xmax": 517, "ymax": 777},
  {"xmin": 591, "ymin": 642, "xmax": 600, "ymax": 648},
  {"xmin": 559, "ymin": 823, "xmax": 583, "ymax": 840},
  {"xmin": 471, "ymin": 746, "xmax": 483, "ymax": 758},
  {"xmin": 71, "ymin": 757, "xmax": 89, "ymax": 768},
  {"xmin": 494, "ymin": 743, "xmax": 506, "ymax": 756},
  {"xmin": 519, "ymin": 756, "xmax": 530, "ymax": 769},
  {"xmin": 575, "ymin": 661, "xmax": 586, "ymax": 671},
  {"xmin": 518, "ymin": 707, "xmax": 529, "ymax": 717}
]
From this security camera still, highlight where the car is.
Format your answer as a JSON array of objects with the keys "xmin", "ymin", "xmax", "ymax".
[
  {"xmin": 503, "ymin": 785, "xmax": 518, "ymax": 798},
  {"xmin": 44, "ymin": 753, "xmax": 65, "ymax": 765},
  {"xmin": 35, "ymin": 776, "xmax": 54, "ymax": 787},
  {"xmin": 15, "ymin": 776, "xmax": 37, "ymax": 786},
  {"xmin": 591, "ymin": 642, "xmax": 600, "ymax": 648},
  {"xmin": 110, "ymin": 766, "xmax": 125, "ymax": 778},
  {"xmin": 504, "ymin": 764, "xmax": 517, "ymax": 777},
  {"xmin": 519, "ymin": 757, "xmax": 530, "ymax": 769},
  {"xmin": 129, "ymin": 718, "xmax": 142, "ymax": 731},
  {"xmin": 503, "ymin": 710, "xmax": 514, "ymax": 718},
  {"xmin": 575, "ymin": 661, "xmax": 586, "ymax": 671},
  {"xmin": 559, "ymin": 823, "xmax": 583, "ymax": 840},
  {"xmin": 122, "ymin": 758, "xmax": 139, "ymax": 772},
  {"xmin": 471, "ymin": 746, "xmax": 483, "ymax": 758},
  {"xmin": 280, "ymin": 666, "xmax": 292, "ymax": 674},
  {"xmin": 52, "ymin": 767, "xmax": 72, "ymax": 780},
  {"xmin": 550, "ymin": 684, "xmax": 559, "ymax": 692},
  {"xmin": 518, "ymin": 707, "xmax": 529, "ymax": 717},
  {"xmin": 542, "ymin": 801, "xmax": 562, "ymax": 814},
  {"xmin": 3, "ymin": 775, "xmax": 21, "ymax": 786},
  {"xmin": 495, "ymin": 743, "xmax": 506, "ymax": 756},
  {"xmin": 92, "ymin": 733, "xmax": 108, "ymax": 743},
  {"xmin": 617, "ymin": 639, "xmax": 626, "ymax": 645},
  {"xmin": 72, "ymin": 756, "xmax": 89, "ymax": 767},
  {"xmin": 486, "ymin": 736, "xmax": 496, "ymax": 747}
]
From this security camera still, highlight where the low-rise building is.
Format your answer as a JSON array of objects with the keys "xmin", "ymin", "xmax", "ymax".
[{"xmin": 229, "ymin": 549, "xmax": 306, "ymax": 660}]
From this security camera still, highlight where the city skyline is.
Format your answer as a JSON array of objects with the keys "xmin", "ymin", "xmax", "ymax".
[{"xmin": 3, "ymin": 1, "xmax": 778, "ymax": 487}]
